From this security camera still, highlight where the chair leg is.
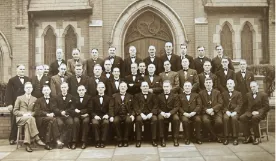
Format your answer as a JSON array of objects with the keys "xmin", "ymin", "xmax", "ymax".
[{"xmin": 16, "ymin": 126, "xmax": 20, "ymax": 149}]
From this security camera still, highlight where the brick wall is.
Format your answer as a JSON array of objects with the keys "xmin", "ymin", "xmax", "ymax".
[
  {"xmin": 0, "ymin": 0, "xmax": 12, "ymax": 45},
  {"xmin": 268, "ymin": 0, "xmax": 275, "ymax": 64}
]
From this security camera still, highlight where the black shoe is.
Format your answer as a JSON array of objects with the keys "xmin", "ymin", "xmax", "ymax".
[
  {"xmin": 123, "ymin": 141, "xmax": 129, "ymax": 147},
  {"xmin": 9, "ymin": 140, "xmax": 15, "ymax": 145},
  {"xmin": 223, "ymin": 139, "xmax": 229, "ymax": 145},
  {"xmin": 95, "ymin": 142, "xmax": 100, "ymax": 148},
  {"xmin": 161, "ymin": 138, "xmax": 166, "ymax": 147},
  {"xmin": 81, "ymin": 143, "xmax": 86, "ymax": 149},
  {"xmin": 253, "ymin": 138, "xmax": 260, "ymax": 145},
  {"xmin": 195, "ymin": 140, "xmax": 202, "ymax": 144},
  {"xmin": 217, "ymin": 138, "xmax": 222, "ymax": 143},
  {"xmin": 243, "ymin": 136, "xmax": 253, "ymax": 144},
  {"xmin": 118, "ymin": 142, "xmax": 123, "ymax": 147},
  {"xmin": 25, "ymin": 144, "xmax": 33, "ymax": 152},
  {"xmin": 184, "ymin": 139, "xmax": 190, "ymax": 145},
  {"xmin": 173, "ymin": 139, "xmax": 179, "ymax": 147},
  {"xmin": 233, "ymin": 139, "xmax": 238, "ymax": 146},
  {"xmin": 152, "ymin": 140, "xmax": 157, "ymax": 147},
  {"xmin": 136, "ymin": 141, "xmax": 141, "ymax": 147},
  {"xmin": 66, "ymin": 144, "xmax": 71, "ymax": 149},
  {"xmin": 44, "ymin": 144, "xmax": 52, "ymax": 150},
  {"xmin": 71, "ymin": 143, "xmax": 76, "ymax": 149},
  {"xmin": 35, "ymin": 140, "xmax": 45, "ymax": 146},
  {"xmin": 100, "ymin": 142, "xmax": 105, "ymax": 148}
]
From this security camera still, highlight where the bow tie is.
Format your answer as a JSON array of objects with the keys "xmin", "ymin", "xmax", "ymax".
[
  {"xmin": 241, "ymin": 71, "xmax": 246, "ymax": 74},
  {"xmin": 150, "ymin": 56, "xmax": 155, "ymax": 59},
  {"xmin": 77, "ymin": 76, "xmax": 81, "ymax": 78},
  {"xmin": 164, "ymin": 93, "xmax": 170, "ymax": 96},
  {"xmin": 114, "ymin": 79, "xmax": 119, "ymax": 82},
  {"xmin": 131, "ymin": 57, "xmax": 136, "ymax": 59},
  {"xmin": 79, "ymin": 97, "xmax": 84, "ymax": 99},
  {"xmin": 149, "ymin": 75, "xmax": 154, "ymax": 77},
  {"xmin": 132, "ymin": 74, "xmax": 137, "ymax": 76},
  {"xmin": 185, "ymin": 93, "xmax": 191, "ymax": 96},
  {"xmin": 75, "ymin": 59, "xmax": 79, "ymax": 62},
  {"xmin": 99, "ymin": 95, "xmax": 104, "ymax": 98},
  {"xmin": 204, "ymin": 72, "xmax": 210, "ymax": 75},
  {"xmin": 106, "ymin": 72, "xmax": 110, "ymax": 74},
  {"xmin": 120, "ymin": 94, "xmax": 125, "ymax": 96},
  {"xmin": 183, "ymin": 69, "xmax": 188, "ymax": 72},
  {"xmin": 60, "ymin": 75, "xmax": 64, "ymax": 78},
  {"xmin": 165, "ymin": 71, "xmax": 169, "ymax": 74},
  {"xmin": 140, "ymin": 73, "xmax": 145, "ymax": 75},
  {"xmin": 19, "ymin": 76, "xmax": 24, "ymax": 79},
  {"xmin": 109, "ymin": 56, "xmax": 114, "ymax": 59},
  {"xmin": 95, "ymin": 77, "xmax": 100, "ymax": 80},
  {"xmin": 45, "ymin": 97, "xmax": 50, "ymax": 100},
  {"xmin": 253, "ymin": 92, "xmax": 257, "ymax": 95},
  {"xmin": 224, "ymin": 69, "xmax": 228, "ymax": 71}
]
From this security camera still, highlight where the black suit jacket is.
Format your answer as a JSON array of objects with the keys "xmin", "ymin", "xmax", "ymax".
[
  {"xmin": 211, "ymin": 56, "xmax": 234, "ymax": 73},
  {"xmin": 221, "ymin": 90, "xmax": 242, "ymax": 114},
  {"xmin": 34, "ymin": 97, "xmax": 58, "ymax": 126},
  {"xmin": 125, "ymin": 74, "xmax": 144, "ymax": 95},
  {"xmin": 133, "ymin": 93, "xmax": 158, "ymax": 115},
  {"xmin": 199, "ymin": 89, "xmax": 223, "ymax": 115},
  {"xmin": 180, "ymin": 54, "xmax": 195, "ymax": 69},
  {"xmin": 144, "ymin": 75, "xmax": 163, "ymax": 95},
  {"xmin": 178, "ymin": 93, "xmax": 201, "ymax": 114},
  {"xmin": 86, "ymin": 58, "xmax": 104, "ymax": 77},
  {"xmin": 5, "ymin": 76, "xmax": 31, "ymax": 106},
  {"xmin": 215, "ymin": 69, "xmax": 236, "ymax": 93},
  {"xmin": 49, "ymin": 59, "xmax": 66, "ymax": 76},
  {"xmin": 88, "ymin": 76, "xmax": 111, "ymax": 97},
  {"xmin": 160, "ymin": 54, "xmax": 181, "ymax": 72},
  {"xmin": 157, "ymin": 93, "xmax": 180, "ymax": 114},
  {"xmin": 91, "ymin": 95, "xmax": 111, "ymax": 118},
  {"xmin": 144, "ymin": 56, "xmax": 162, "ymax": 75},
  {"xmin": 109, "ymin": 78, "xmax": 124, "ymax": 95},
  {"xmin": 194, "ymin": 56, "xmax": 211, "ymax": 74},
  {"xmin": 67, "ymin": 75, "xmax": 90, "ymax": 97},
  {"xmin": 104, "ymin": 56, "xmax": 124, "ymax": 77},
  {"xmin": 244, "ymin": 92, "xmax": 269, "ymax": 118},
  {"xmin": 54, "ymin": 93, "xmax": 76, "ymax": 116},
  {"xmin": 124, "ymin": 56, "xmax": 142, "ymax": 76},
  {"xmin": 235, "ymin": 70, "xmax": 254, "ymax": 97},
  {"xmin": 31, "ymin": 75, "xmax": 51, "ymax": 98},
  {"xmin": 101, "ymin": 71, "xmax": 114, "ymax": 80},
  {"xmin": 72, "ymin": 94, "xmax": 92, "ymax": 117},
  {"xmin": 198, "ymin": 72, "xmax": 218, "ymax": 91},
  {"xmin": 177, "ymin": 68, "xmax": 199, "ymax": 92},
  {"xmin": 109, "ymin": 93, "xmax": 134, "ymax": 117}
]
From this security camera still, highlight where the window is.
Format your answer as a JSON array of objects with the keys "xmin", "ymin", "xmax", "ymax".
[
  {"xmin": 44, "ymin": 27, "xmax": 56, "ymax": 65},
  {"xmin": 241, "ymin": 23, "xmax": 253, "ymax": 65},
  {"xmin": 220, "ymin": 23, "xmax": 233, "ymax": 59},
  {"xmin": 65, "ymin": 26, "xmax": 77, "ymax": 61}
]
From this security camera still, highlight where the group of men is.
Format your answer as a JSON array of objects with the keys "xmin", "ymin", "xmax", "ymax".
[{"xmin": 5, "ymin": 42, "xmax": 270, "ymax": 153}]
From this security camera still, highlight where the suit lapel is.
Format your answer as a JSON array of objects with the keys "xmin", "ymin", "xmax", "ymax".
[{"xmin": 167, "ymin": 94, "xmax": 173, "ymax": 103}]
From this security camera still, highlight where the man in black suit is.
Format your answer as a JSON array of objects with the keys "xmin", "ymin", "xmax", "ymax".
[
  {"xmin": 91, "ymin": 82, "xmax": 111, "ymax": 148},
  {"xmin": 235, "ymin": 59, "xmax": 255, "ymax": 114},
  {"xmin": 157, "ymin": 80, "xmax": 180, "ymax": 147},
  {"xmin": 49, "ymin": 48, "xmax": 66, "ymax": 76},
  {"xmin": 194, "ymin": 46, "xmax": 211, "ymax": 74},
  {"xmin": 144, "ymin": 64, "xmax": 163, "ymax": 95},
  {"xmin": 144, "ymin": 45, "xmax": 162, "ymax": 75},
  {"xmin": 179, "ymin": 43, "xmax": 195, "ymax": 69},
  {"xmin": 110, "ymin": 67, "xmax": 123, "ymax": 95},
  {"xmin": 215, "ymin": 57, "xmax": 236, "ymax": 93},
  {"xmin": 67, "ymin": 63, "xmax": 90, "ymax": 97},
  {"xmin": 53, "ymin": 82, "xmax": 76, "ymax": 149},
  {"xmin": 133, "ymin": 81, "xmax": 158, "ymax": 147},
  {"xmin": 43, "ymin": 65, "xmax": 50, "ymax": 77},
  {"xmin": 211, "ymin": 45, "xmax": 234, "ymax": 73},
  {"xmin": 71, "ymin": 85, "xmax": 92, "ymax": 149},
  {"xmin": 199, "ymin": 78, "xmax": 223, "ymax": 143},
  {"xmin": 221, "ymin": 79, "xmax": 242, "ymax": 145},
  {"xmin": 160, "ymin": 42, "xmax": 181, "ymax": 72},
  {"xmin": 32, "ymin": 65, "xmax": 51, "ymax": 98},
  {"xmin": 34, "ymin": 85, "xmax": 63, "ymax": 150},
  {"xmin": 102, "ymin": 60, "xmax": 113, "ymax": 80},
  {"xmin": 109, "ymin": 82, "xmax": 135, "ymax": 147},
  {"xmin": 125, "ymin": 63, "xmax": 144, "ymax": 95},
  {"xmin": 124, "ymin": 46, "xmax": 142, "ymax": 76},
  {"xmin": 50, "ymin": 63, "xmax": 70, "ymax": 97},
  {"xmin": 5, "ymin": 64, "xmax": 31, "ymax": 144},
  {"xmin": 87, "ymin": 48, "xmax": 104, "ymax": 77},
  {"xmin": 198, "ymin": 61, "xmax": 218, "ymax": 91},
  {"xmin": 179, "ymin": 81, "xmax": 202, "ymax": 145},
  {"xmin": 239, "ymin": 81, "xmax": 270, "ymax": 145},
  {"xmin": 104, "ymin": 46, "xmax": 124, "ymax": 77},
  {"xmin": 138, "ymin": 62, "xmax": 147, "ymax": 78}
]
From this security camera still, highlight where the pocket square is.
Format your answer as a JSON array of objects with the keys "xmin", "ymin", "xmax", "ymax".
[
  {"xmin": 156, "ymin": 82, "xmax": 159, "ymax": 83},
  {"xmin": 69, "ymin": 100, "xmax": 72, "ymax": 102},
  {"xmin": 190, "ymin": 75, "xmax": 193, "ymax": 76},
  {"xmin": 45, "ymin": 81, "xmax": 49, "ymax": 83}
]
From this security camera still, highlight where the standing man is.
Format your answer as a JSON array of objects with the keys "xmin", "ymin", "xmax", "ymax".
[
  {"xmin": 199, "ymin": 78, "xmax": 223, "ymax": 143},
  {"xmin": 160, "ymin": 42, "xmax": 181, "ymax": 72},
  {"xmin": 109, "ymin": 82, "xmax": 135, "ymax": 147},
  {"xmin": 67, "ymin": 48, "xmax": 87, "ymax": 76},
  {"xmin": 87, "ymin": 48, "xmax": 104, "ymax": 77},
  {"xmin": 138, "ymin": 62, "xmax": 147, "ymax": 78},
  {"xmin": 133, "ymin": 81, "xmax": 158, "ymax": 147},
  {"xmin": 124, "ymin": 46, "xmax": 142, "ymax": 76},
  {"xmin": 159, "ymin": 60, "xmax": 180, "ymax": 94},
  {"xmin": 179, "ymin": 81, "xmax": 202, "ymax": 145},
  {"xmin": 32, "ymin": 65, "xmax": 50, "ymax": 98},
  {"xmin": 221, "ymin": 79, "xmax": 242, "ymax": 145},
  {"xmin": 177, "ymin": 58, "xmax": 199, "ymax": 93},
  {"xmin": 157, "ymin": 80, "xmax": 180, "ymax": 147},
  {"xmin": 198, "ymin": 61, "xmax": 218, "ymax": 91},
  {"xmin": 216, "ymin": 57, "xmax": 236, "ymax": 93},
  {"xmin": 50, "ymin": 63, "xmax": 69, "ymax": 97},
  {"xmin": 144, "ymin": 45, "xmax": 162, "ymax": 75},
  {"xmin": 144, "ymin": 64, "xmax": 163, "ymax": 95},
  {"xmin": 110, "ymin": 67, "xmax": 123, "ymax": 95},
  {"xmin": 102, "ymin": 60, "xmax": 114, "ymax": 80},
  {"xmin": 13, "ymin": 82, "xmax": 45, "ymax": 152},
  {"xmin": 91, "ymin": 82, "xmax": 111, "ymax": 148},
  {"xmin": 49, "ymin": 48, "xmax": 66, "ymax": 76},
  {"xmin": 125, "ymin": 63, "xmax": 144, "ymax": 95},
  {"xmin": 211, "ymin": 45, "xmax": 234, "ymax": 73},
  {"xmin": 179, "ymin": 43, "xmax": 195, "ymax": 69},
  {"xmin": 104, "ymin": 46, "xmax": 124, "ymax": 77},
  {"xmin": 5, "ymin": 64, "xmax": 31, "ymax": 145},
  {"xmin": 239, "ymin": 81, "xmax": 269, "ymax": 145},
  {"xmin": 235, "ymin": 59, "xmax": 254, "ymax": 114},
  {"xmin": 194, "ymin": 46, "xmax": 211, "ymax": 74},
  {"xmin": 43, "ymin": 65, "xmax": 50, "ymax": 77}
]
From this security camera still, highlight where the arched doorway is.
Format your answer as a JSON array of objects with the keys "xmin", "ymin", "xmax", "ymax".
[{"xmin": 124, "ymin": 11, "xmax": 173, "ymax": 59}]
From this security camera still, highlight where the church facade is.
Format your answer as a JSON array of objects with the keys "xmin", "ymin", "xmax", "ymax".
[{"xmin": 0, "ymin": 0, "xmax": 274, "ymax": 82}]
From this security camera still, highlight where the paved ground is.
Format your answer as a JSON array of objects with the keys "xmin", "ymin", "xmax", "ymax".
[{"xmin": 0, "ymin": 133, "xmax": 274, "ymax": 161}]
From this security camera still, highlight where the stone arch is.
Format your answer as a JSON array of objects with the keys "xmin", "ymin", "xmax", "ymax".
[
  {"xmin": 0, "ymin": 31, "xmax": 12, "ymax": 82},
  {"xmin": 219, "ymin": 21, "xmax": 235, "ymax": 59},
  {"xmin": 110, "ymin": 0, "xmax": 188, "ymax": 58},
  {"xmin": 62, "ymin": 25, "xmax": 78, "ymax": 61},
  {"xmin": 240, "ymin": 21, "xmax": 255, "ymax": 64},
  {"xmin": 40, "ymin": 25, "xmax": 57, "ymax": 65}
]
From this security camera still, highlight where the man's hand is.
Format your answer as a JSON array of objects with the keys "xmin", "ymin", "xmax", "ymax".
[
  {"xmin": 210, "ymin": 111, "xmax": 214, "ymax": 116},
  {"xmin": 183, "ymin": 112, "xmax": 189, "ymax": 117},
  {"xmin": 148, "ymin": 89, "xmax": 153, "ymax": 93},
  {"xmin": 7, "ymin": 105, "xmax": 13, "ymax": 112},
  {"xmin": 75, "ymin": 109, "xmax": 80, "ymax": 113},
  {"xmin": 252, "ymin": 111, "xmax": 259, "ymax": 116},
  {"xmin": 141, "ymin": 113, "xmax": 147, "ymax": 120},
  {"xmin": 81, "ymin": 113, "xmax": 89, "ymax": 118},
  {"xmin": 130, "ymin": 115, "xmax": 135, "ymax": 122},
  {"xmin": 46, "ymin": 113, "xmax": 54, "ymax": 117},
  {"xmin": 160, "ymin": 112, "xmax": 166, "ymax": 117},
  {"xmin": 109, "ymin": 117, "xmax": 114, "ymax": 122},
  {"xmin": 23, "ymin": 113, "xmax": 31, "ymax": 117},
  {"xmin": 61, "ymin": 111, "xmax": 66, "ymax": 116},
  {"xmin": 165, "ymin": 112, "xmax": 171, "ymax": 118},
  {"xmin": 190, "ymin": 112, "xmax": 196, "ymax": 117},
  {"xmin": 94, "ymin": 115, "xmax": 101, "ymax": 120},
  {"xmin": 206, "ymin": 108, "xmax": 214, "ymax": 115},
  {"xmin": 226, "ymin": 111, "xmax": 232, "ymax": 117},
  {"xmin": 231, "ymin": 111, "xmax": 237, "ymax": 117},
  {"xmin": 147, "ymin": 113, "xmax": 153, "ymax": 119},
  {"xmin": 103, "ymin": 115, "xmax": 109, "ymax": 120}
]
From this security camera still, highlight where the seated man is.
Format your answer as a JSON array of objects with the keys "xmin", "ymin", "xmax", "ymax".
[
  {"xmin": 53, "ymin": 82, "xmax": 76, "ymax": 149},
  {"xmin": 109, "ymin": 82, "xmax": 135, "ymax": 147},
  {"xmin": 133, "ymin": 81, "xmax": 158, "ymax": 147},
  {"xmin": 91, "ymin": 82, "xmax": 111, "ymax": 148},
  {"xmin": 221, "ymin": 79, "xmax": 242, "ymax": 145},
  {"xmin": 199, "ymin": 78, "xmax": 223, "ymax": 143},
  {"xmin": 157, "ymin": 80, "xmax": 180, "ymax": 147},
  {"xmin": 179, "ymin": 81, "xmax": 202, "ymax": 145},
  {"xmin": 34, "ymin": 85, "xmax": 63, "ymax": 150},
  {"xmin": 13, "ymin": 82, "xmax": 45, "ymax": 152},
  {"xmin": 240, "ymin": 81, "xmax": 270, "ymax": 145},
  {"xmin": 72, "ymin": 85, "xmax": 92, "ymax": 149}
]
